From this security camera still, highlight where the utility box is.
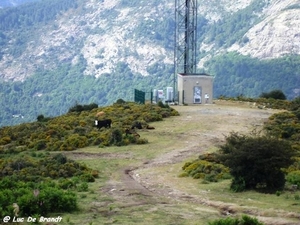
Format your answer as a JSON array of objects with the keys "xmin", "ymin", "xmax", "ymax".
[
  {"xmin": 166, "ymin": 87, "xmax": 174, "ymax": 102},
  {"xmin": 177, "ymin": 73, "xmax": 214, "ymax": 105}
]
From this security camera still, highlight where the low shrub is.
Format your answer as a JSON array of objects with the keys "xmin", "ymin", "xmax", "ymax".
[
  {"xmin": 0, "ymin": 153, "xmax": 96, "ymax": 181},
  {"xmin": 77, "ymin": 182, "xmax": 89, "ymax": 192},
  {"xmin": 136, "ymin": 138, "xmax": 149, "ymax": 145},
  {"xmin": 208, "ymin": 215, "xmax": 264, "ymax": 225},
  {"xmin": 260, "ymin": 89, "xmax": 287, "ymax": 100},
  {"xmin": 181, "ymin": 159, "xmax": 230, "ymax": 182},
  {"xmin": 0, "ymin": 136, "xmax": 11, "ymax": 145},
  {"xmin": 286, "ymin": 171, "xmax": 300, "ymax": 187},
  {"xmin": 0, "ymin": 180, "xmax": 77, "ymax": 218}
]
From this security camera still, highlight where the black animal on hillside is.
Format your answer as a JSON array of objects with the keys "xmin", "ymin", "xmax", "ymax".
[
  {"xmin": 95, "ymin": 119, "xmax": 112, "ymax": 129},
  {"xmin": 131, "ymin": 121, "xmax": 143, "ymax": 129}
]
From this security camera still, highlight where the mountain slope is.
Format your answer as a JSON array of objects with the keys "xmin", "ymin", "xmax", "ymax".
[
  {"xmin": 0, "ymin": 0, "xmax": 300, "ymax": 127},
  {"xmin": 228, "ymin": 0, "xmax": 300, "ymax": 58},
  {"xmin": 2, "ymin": 0, "xmax": 300, "ymax": 81},
  {"xmin": 0, "ymin": 0, "xmax": 40, "ymax": 8}
]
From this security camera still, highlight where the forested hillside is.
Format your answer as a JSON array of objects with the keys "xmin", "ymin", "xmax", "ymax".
[
  {"xmin": 0, "ymin": 0, "xmax": 40, "ymax": 8},
  {"xmin": 0, "ymin": 0, "xmax": 300, "ymax": 127}
]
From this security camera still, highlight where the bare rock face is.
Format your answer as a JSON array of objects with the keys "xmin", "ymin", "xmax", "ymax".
[{"xmin": 229, "ymin": 0, "xmax": 300, "ymax": 59}]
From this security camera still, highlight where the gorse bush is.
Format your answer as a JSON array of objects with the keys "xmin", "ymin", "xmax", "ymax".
[
  {"xmin": 264, "ymin": 110, "xmax": 300, "ymax": 142},
  {"xmin": 0, "ymin": 153, "xmax": 97, "ymax": 181},
  {"xmin": 0, "ymin": 102, "xmax": 179, "ymax": 152},
  {"xmin": 180, "ymin": 159, "xmax": 230, "ymax": 182}
]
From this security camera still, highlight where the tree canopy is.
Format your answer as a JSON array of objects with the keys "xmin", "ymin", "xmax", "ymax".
[{"xmin": 218, "ymin": 132, "xmax": 296, "ymax": 192}]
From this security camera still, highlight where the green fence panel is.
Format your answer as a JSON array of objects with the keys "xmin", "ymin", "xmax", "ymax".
[{"xmin": 134, "ymin": 89, "xmax": 145, "ymax": 104}]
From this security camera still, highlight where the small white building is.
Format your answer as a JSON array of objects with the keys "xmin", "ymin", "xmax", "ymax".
[{"xmin": 177, "ymin": 73, "xmax": 214, "ymax": 105}]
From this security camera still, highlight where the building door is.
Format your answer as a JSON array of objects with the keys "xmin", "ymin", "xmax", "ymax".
[{"xmin": 193, "ymin": 86, "xmax": 202, "ymax": 104}]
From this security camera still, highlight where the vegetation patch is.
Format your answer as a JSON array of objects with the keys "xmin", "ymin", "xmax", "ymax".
[
  {"xmin": 180, "ymin": 96, "xmax": 300, "ymax": 194},
  {"xmin": 0, "ymin": 101, "xmax": 179, "ymax": 152},
  {"xmin": 218, "ymin": 132, "xmax": 296, "ymax": 193},
  {"xmin": 180, "ymin": 157, "xmax": 231, "ymax": 182},
  {"xmin": 208, "ymin": 215, "xmax": 264, "ymax": 225},
  {"xmin": 0, "ymin": 152, "xmax": 97, "ymax": 219}
]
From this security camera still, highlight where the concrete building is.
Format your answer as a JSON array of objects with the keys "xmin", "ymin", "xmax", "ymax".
[{"xmin": 177, "ymin": 73, "xmax": 214, "ymax": 105}]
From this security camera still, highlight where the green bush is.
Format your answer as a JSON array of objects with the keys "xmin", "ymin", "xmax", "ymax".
[
  {"xmin": 181, "ymin": 160, "xmax": 230, "ymax": 182},
  {"xmin": 259, "ymin": 89, "xmax": 287, "ymax": 100},
  {"xmin": 80, "ymin": 173, "xmax": 95, "ymax": 182},
  {"xmin": 110, "ymin": 128, "xmax": 123, "ymax": 145},
  {"xmin": 230, "ymin": 177, "xmax": 246, "ymax": 192},
  {"xmin": 77, "ymin": 182, "xmax": 89, "ymax": 192},
  {"xmin": 115, "ymin": 98, "xmax": 126, "ymax": 104},
  {"xmin": 68, "ymin": 102, "xmax": 98, "ymax": 113},
  {"xmin": 286, "ymin": 171, "xmax": 300, "ymax": 187},
  {"xmin": 0, "ymin": 181, "xmax": 77, "ymax": 218},
  {"xmin": 0, "ymin": 154, "xmax": 94, "ymax": 181},
  {"xmin": 218, "ymin": 132, "xmax": 296, "ymax": 192},
  {"xmin": 58, "ymin": 178, "xmax": 76, "ymax": 190},
  {"xmin": 208, "ymin": 215, "xmax": 264, "ymax": 225}
]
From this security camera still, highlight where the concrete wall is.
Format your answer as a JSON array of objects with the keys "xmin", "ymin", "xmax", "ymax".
[{"xmin": 178, "ymin": 74, "xmax": 214, "ymax": 105}]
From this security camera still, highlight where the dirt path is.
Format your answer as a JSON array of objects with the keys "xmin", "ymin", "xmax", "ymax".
[{"xmin": 84, "ymin": 101, "xmax": 299, "ymax": 224}]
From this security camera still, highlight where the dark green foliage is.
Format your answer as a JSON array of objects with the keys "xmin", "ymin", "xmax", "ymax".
[
  {"xmin": 230, "ymin": 177, "xmax": 246, "ymax": 193},
  {"xmin": 115, "ymin": 98, "xmax": 126, "ymax": 104},
  {"xmin": 58, "ymin": 178, "xmax": 76, "ymax": 190},
  {"xmin": 18, "ymin": 186, "xmax": 77, "ymax": 216},
  {"xmin": 110, "ymin": 128, "xmax": 123, "ymax": 146},
  {"xmin": 260, "ymin": 89, "xmax": 287, "ymax": 100},
  {"xmin": 80, "ymin": 173, "xmax": 95, "ymax": 182},
  {"xmin": 204, "ymin": 0, "xmax": 265, "ymax": 48},
  {"xmin": 36, "ymin": 114, "xmax": 52, "ymax": 122},
  {"xmin": 206, "ymin": 53, "xmax": 300, "ymax": 100},
  {"xmin": 218, "ymin": 132, "xmax": 296, "ymax": 192},
  {"xmin": 53, "ymin": 153, "xmax": 67, "ymax": 164},
  {"xmin": 0, "ymin": 178, "xmax": 77, "ymax": 217},
  {"xmin": 157, "ymin": 101, "xmax": 169, "ymax": 108},
  {"xmin": 0, "ymin": 153, "xmax": 95, "ymax": 181},
  {"xmin": 0, "ymin": 152, "xmax": 96, "ymax": 217},
  {"xmin": 208, "ymin": 215, "xmax": 264, "ymax": 225},
  {"xmin": 291, "ymin": 97, "xmax": 300, "ymax": 111},
  {"xmin": 0, "ymin": 0, "xmax": 78, "ymax": 31},
  {"xmin": 37, "ymin": 114, "xmax": 46, "ymax": 122},
  {"xmin": 68, "ymin": 102, "xmax": 98, "ymax": 113}
]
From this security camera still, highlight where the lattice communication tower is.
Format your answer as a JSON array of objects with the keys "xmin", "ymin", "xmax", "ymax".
[{"xmin": 173, "ymin": 0, "xmax": 198, "ymax": 98}]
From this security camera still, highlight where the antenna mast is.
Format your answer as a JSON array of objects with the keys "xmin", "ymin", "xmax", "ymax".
[{"xmin": 174, "ymin": 0, "xmax": 197, "ymax": 74}]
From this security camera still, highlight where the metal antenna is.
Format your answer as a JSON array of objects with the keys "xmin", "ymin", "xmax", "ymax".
[{"xmin": 174, "ymin": 0, "xmax": 198, "ymax": 99}]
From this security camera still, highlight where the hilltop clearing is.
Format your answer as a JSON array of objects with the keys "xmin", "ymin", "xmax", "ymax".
[{"xmin": 66, "ymin": 101, "xmax": 299, "ymax": 225}]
